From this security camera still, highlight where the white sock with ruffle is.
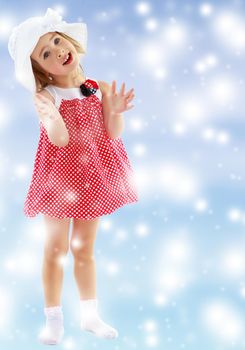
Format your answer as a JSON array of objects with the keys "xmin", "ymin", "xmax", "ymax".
[
  {"xmin": 80, "ymin": 299, "xmax": 118, "ymax": 339},
  {"xmin": 38, "ymin": 305, "xmax": 64, "ymax": 345}
]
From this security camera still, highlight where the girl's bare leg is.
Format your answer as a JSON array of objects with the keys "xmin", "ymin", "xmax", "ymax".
[
  {"xmin": 70, "ymin": 217, "xmax": 100, "ymax": 299},
  {"xmin": 70, "ymin": 217, "xmax": 118, "ymax": 339},
  {"xmin": 42, "ymin": 214, "xmax": 71, "ymax": 306},
  {"xmin": 38, "ymin": 214, "xmax": 71, "ymax": 345}
]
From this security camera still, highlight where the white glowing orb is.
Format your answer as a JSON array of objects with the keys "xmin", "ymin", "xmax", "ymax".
[
  {"xmin": 14, "ymin": 163, "xmax": 29, "ymax": 179},
  {"xmin": 140, "ymin": 43, "xmax": 164, "ymax": 66},
  {"xmin": 216, "ymin": 131, "xmax": 230, "ymax": 144},
  {"xmin": 240, "ymin": 286, "xmax": 245, "ymax": 298},
  {"xmin": 202, "ymin": 128, "xmax": 215, "ymax": 140},
  {"xmin": 6, "ymin": 252, "xmax": 38, "ymax": 275},
  {"xmin": 173, "ymin": 122, "xmax": 187, "ymax": 135},
  {"xmin": 228, "ymin": 208, "xmax": 241, "ymax": 222},
  {"xmin": 70, "ymin": 238, "xmax": 83, "ymax": 249},
  {"xmin": 202, "ymin": 301, "xmax": 244, "ymax": 342},
  {"xmin": 26, "ymin": 222, "xmax": 45, "ymax": 243},
  {"xmin": 106, "ymin": 262, "xmax": 119, "ymax": 275},
  {"xmin": 65, "ymin": 191, "xmax": 77, "ymax": 202},
  {"xmin": 178, "ymin": 96, "xmax": 205, "ymax": 124},
  {"xmin": 154, "ymin": 233, "xmax": 194, "ymax": 299},
  {"xmin": 214, "ymin": 13, "xmax": 245, "ymax": 50},
  {"xmin": 115, "ymin": 229, "xmax": 128, "ymax": 241},
  {"xmin": 4, "ymin": 259, "xmax": 16, "ymax": 271},
  {"xmin": 129, "ymin": 117, "xmax": 144, "ymax": 132},
  {"xmin": 209, "ymin": 77, "xmax": 236, "ymax": 106},
  {"xmin": 0, "ymin": 288, "xmax": 11, "ymax": 328},
  {"xmin": 58, "ymin": 255, "xmax": 69, "ymax": 267},
  {"xmin": 194, "ymin": 61, "xmax": 206, "ymax": 73},
  {"xmin": 194, "ymin": 54, "xmax": 218, "ymax": 73},
  {"xmin": 206, "ymin": 54, "xmax": 218, "ymax": 66},
  {"xmin": 216, "ymin": 13, "xmax": 239, "ymax": 32},
  {"xmin": 194, "ymin": 198, "xmax": 208, "ymax": 212},
  {"xmin": 200, "ymin": 3, "xmax": 213, "ymax": 17},
  {"xmin": 135, "ymin": 223, "xmax": 149, "ymax": 237},
  {"xmin": 154, "ymin": 293, "xmax": 168, "ymax": 306},
  {"xmin": 143, "ymin": 319, "xmax": 158, "ymax": 332},
  {"xmin": 163, "ymin": 23, "xmax": 187, "ymax": 47},
  {"xmin": 160, "ymin": 270, "xmax": 184, "ymax": 291},
  {"xmin": 159, "ymin": 163, "xmax": 199, "ymax": 201},
  {"xmin": 154, "ymin": 67, "xmax": 167, "ymax": 80},
  {"xmin": 136, "ymin": 2, "xmax": 151, "ymax": 15},
  {"xmin": 222, "ymin": 249, "xmax": 245, "ymax": 277},
  {"xmin": 0, "ymin": 101, "xmax": 10, "ymax": 127},
  {"xmin": 145, "ymin": 334, "xmax": 159, "ymax": 347},
  {"xmin": 165, "ymin": 238, "xmax": 191, "ymax": 262},
  {"xmin": 145, "ymin": 18, "xmax": 158, "ymax": 31},
  {"xmin": 101, "ymin": 219, "xmax": 113, "ymax": 231},
  {"xmin": 20, "ymin": 254, "xmax": 37, "ymax": 274},
  {"xmin": 63, "ymin": 337, "xmax": 75, "ymax": 349},
  {"xmin": 133, "ymin": 143, "xmax": 147, "ymax": 156},
  {"xmin": 0, "ymin": 16, "xmax": 13, "ymax": 39},
  {"xmin": 133, "ymin": 167, "xmax": 151, "ymax": 192}
]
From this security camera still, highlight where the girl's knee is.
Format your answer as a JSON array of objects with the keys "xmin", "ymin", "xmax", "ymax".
[
  {"xmin": 44, "ymin": 242, "xmax": 69, "ymax": 263},
  {"xmin": 70, "ymin": 241, "xmax": 94, "ymax": 262}
]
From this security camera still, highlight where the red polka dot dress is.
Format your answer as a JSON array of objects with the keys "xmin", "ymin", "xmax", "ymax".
[{"xmin": 23, "ymin": 78, "xmax": 139, "ymax": 219}]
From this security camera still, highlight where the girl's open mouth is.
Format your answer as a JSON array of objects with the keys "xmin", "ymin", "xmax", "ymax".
[{"xmin": 63, "ymin": 52, "xmax": 73, "ymax": 65}]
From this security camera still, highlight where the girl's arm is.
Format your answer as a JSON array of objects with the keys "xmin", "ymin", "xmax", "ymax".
[
  {"xmin": 34, "ymin": 90, "xmax": 70, "ymax": 147},
  {"xmin": 98, "ymin": 80, "xmax": 125, "ymax": 139},
  {"xmin": 98, "ymin": 80, "xmax": 135, "ymax": 139}
]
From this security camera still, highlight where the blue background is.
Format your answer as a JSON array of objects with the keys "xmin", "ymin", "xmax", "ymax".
[{"xmin": 1, "ymin": 0, "xmax": 245, "ymax": 349}]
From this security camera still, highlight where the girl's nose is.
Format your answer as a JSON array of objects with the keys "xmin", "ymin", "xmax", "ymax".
[{"xmin": 57, "ymin": 48, "xmax": 65, "ymax": 59}]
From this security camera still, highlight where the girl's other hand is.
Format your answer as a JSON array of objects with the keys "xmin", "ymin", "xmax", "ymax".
[
  {"xmin": 34, "ymin": 93, "xmax": 61, "ymax": 122},
  {"xmin": 105, "ymin": 81, "xmax": 135, "ymax": 115}
]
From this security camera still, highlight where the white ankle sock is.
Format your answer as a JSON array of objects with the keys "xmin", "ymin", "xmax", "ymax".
[
  {"xmin": 38, "ymin": 306, "xmax": 64, "ymax": 345},
  {"xmin": 80, "ymin": 299, "xmax": 118, "ymax": 339}
]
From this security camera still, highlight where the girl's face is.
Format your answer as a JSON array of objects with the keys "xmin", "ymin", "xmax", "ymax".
[{"xmin": 31, "ymin": 32, "xmax": 80, "ymax": 77}]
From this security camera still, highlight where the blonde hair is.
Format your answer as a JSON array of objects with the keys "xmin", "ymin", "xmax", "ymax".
[{"xmin": 31, "ymin": 31, "xmax": 85, "ymax": 92}]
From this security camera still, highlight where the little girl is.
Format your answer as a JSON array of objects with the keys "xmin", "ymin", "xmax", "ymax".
[{"xmin": 8, "ymin": 8, "xmax": 139, "ymax": 345}]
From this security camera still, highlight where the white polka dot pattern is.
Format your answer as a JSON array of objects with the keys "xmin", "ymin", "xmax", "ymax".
[{"xmin": 23, "ymin": 85, "xmax": 139, "ymax": 219}]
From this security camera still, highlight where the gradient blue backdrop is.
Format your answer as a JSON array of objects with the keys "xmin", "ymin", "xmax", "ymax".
[{"xmin": 1, "ymin": 0, "xmax": 245, "ymax": 349}]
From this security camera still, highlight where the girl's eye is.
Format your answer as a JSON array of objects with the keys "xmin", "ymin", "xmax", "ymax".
[
  {"xmin": 43, "ymin": 52, "xmax": 49, "ymax": 59},
  {"xmin": 43, "ymin": 38, "xmax": 60, "ymax": 59}
]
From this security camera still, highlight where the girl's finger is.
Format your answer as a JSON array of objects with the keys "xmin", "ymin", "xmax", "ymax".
[
  {"xmin": 35, "ymin": 94, "xmax": 50, "ymax": 104},
  {"xmin": 125, "ymin": 104, "xmax": 134, "ymax": 111},
  {"xmin": 34, "ymin": 97, "xmax": 44, "ymax": 105},
  {"xmin": 125, "ymin": 88, "xmax": 134, "ymax": 98},
  {"xmin": 111, "ymin": 80, "xmax": 116, "ymax": 95},
  {"xmin": 35, "ymin": 93, "xmax": 49, "ymax": 99},
  {"xmin": 126, "ymin": 92, "xmax": 135, "ymax": 99},
  {"xmin": 35, "ymin": 100, "xmax": 48, "ymax": 108},
  {"xmin": 36, "ymin": 105, "xmax": 47, "ymax": 111},
  {"xmin": 35, "ymin": 94, "xmax": 46, "ymax": 100},
  {"xmin": 120, "ymin": 82, "xmax": 125, "ymax": 96},
  {"xmin": 126, "ymin": 95, "xmax": 135, "ymax": 102}
]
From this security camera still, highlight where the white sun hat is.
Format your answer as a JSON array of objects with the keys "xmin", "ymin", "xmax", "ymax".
[{"xmin": 8, "ymin": 8, "xmax": 87, "ymax": 95}]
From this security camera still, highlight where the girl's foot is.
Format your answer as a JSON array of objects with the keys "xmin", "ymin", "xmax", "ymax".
[
  {"xmin": 38, "ymin": 306, "xmax": 64, "ymax": 345},
  {"xmin": 80, "ymin": 299, "xmax": 118, "ymax": 339}
]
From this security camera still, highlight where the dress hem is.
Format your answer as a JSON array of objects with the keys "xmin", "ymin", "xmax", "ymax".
[{"xmin": 23, "ymin": 198, "xmax": 139, "ymax": 220}]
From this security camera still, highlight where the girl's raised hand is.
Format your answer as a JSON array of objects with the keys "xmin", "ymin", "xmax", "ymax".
[
  {"xmin": 106, "ymin": 81, "xmax": 135, "ymax": 114},
  {"xmin": 34, "ymin": 93, "xmax": 61, "ymax": 123}
]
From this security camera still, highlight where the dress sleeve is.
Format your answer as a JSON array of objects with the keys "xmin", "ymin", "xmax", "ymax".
[{"xmin": 43, "ymin": 85, "xmax": 61, "ymax": 109}]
